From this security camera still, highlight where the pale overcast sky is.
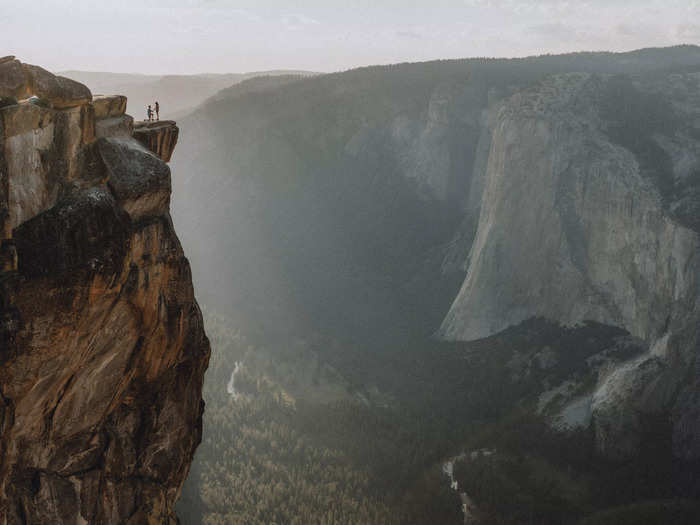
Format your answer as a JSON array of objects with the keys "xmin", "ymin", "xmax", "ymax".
[{"xmin": 1, "ymin": 0, "xmax": 699, "ymax": 75}]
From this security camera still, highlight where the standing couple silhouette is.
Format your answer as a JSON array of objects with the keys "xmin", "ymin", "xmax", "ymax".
[{"xmin": 147, "ymin": 101, "xmax": 160, "ymax": 121}]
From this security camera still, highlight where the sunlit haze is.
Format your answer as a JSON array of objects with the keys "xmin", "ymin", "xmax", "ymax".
[{"xmin": 2, "ymin": 0, "xmax": 699, "ymax": 74}]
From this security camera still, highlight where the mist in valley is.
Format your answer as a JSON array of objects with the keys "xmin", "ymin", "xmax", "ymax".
[{"xmin": 11, "ymin": 1, "xmax": 700, "ymax": 523}]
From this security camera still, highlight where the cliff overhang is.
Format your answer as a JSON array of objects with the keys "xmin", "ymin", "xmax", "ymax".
[{"xmin": 0, "ymin": 58, "xmax": 209, "ymax": 523}]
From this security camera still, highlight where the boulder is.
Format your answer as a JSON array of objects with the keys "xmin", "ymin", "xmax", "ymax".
[
  {"xmin": 22, "ymin": 63, "xmax": 92, "ymax": 109},
  {"xmin": 97, "ymin": 137, "xmax": 171, "ymax": 220},
  {"xmin": 92, "ymin": 95, "xmax": 127, "ymax": 119},
  {"xmin": 1, "ymin": 58, "xmax": 92, "ymax": 108}
]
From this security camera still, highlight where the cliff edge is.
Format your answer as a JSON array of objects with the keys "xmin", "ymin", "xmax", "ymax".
[{"xmin": 0, "ymin": 57, "xmax": 210, "ymax": 523}]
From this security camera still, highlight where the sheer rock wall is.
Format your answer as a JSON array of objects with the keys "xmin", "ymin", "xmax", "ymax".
[{"xmin": 0, "ymin": 59, "xmax": 209, "ymax": 524}]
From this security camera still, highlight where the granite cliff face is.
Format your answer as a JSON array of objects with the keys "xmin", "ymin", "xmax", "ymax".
[
  {"xmin": 166, "ymin": 47, "xmax": 700, "ymax": 469},
  {"xmin": 0, "ymin": 57, "xmax": 209, "ymax": 523},
  {"xmin": 440, "ymin": 71, "xmax": 700, "ymax": 460}
]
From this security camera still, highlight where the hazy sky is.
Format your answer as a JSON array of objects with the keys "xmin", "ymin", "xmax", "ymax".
[{"xmin": 2, "ymin": 0, "xmax": 699, "ymax": 75}]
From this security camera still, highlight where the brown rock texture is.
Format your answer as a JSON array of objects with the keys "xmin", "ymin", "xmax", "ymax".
[
  {"xmin": 134, "ymin": 121, "xmax": 179, "ymax": 163},
  {"xmin": 0, "ymin": 58, "xmax": 91, "ymax": 109},
  {"xmin": 0, "ymin": 60, "xmax": 209, "ymax": 524},
  {"xmin": 92, "ymin": 95, "xmax": 127, "ymax": 120}
]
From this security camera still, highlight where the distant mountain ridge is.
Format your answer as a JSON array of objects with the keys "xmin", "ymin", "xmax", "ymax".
[
  {"xmin": 169, "ymin": 45, "xmax": 700, "ymax": 523},
  {"xmin": 172, "ymin": 44, "xmax": 700, "ymax": 340},
  {"xmin": 60, "ymin": 68, "xmax": 319, "ymax": 119},
  {"xmin": 170, "ymin": 44, "xmax": 700, "ymax": 457}
]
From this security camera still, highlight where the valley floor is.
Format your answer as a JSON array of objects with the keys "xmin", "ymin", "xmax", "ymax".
[{"xmin": 177, "ymin": 312, "xmax": 700, "ymax": 525}]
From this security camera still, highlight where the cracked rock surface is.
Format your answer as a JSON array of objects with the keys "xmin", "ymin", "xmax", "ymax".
[{"xmin": 0, "ymin": 59, "xmax": 209, "ymax": 524}]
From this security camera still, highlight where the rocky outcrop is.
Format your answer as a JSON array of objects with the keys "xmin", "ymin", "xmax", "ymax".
[
  {"xmin": 440, "ymin": 71, "xmax": 700, "ymax": 461},
  {"xmin": 92, "ymin": 95, "xmax": 127, "ymax": 119},
  {"xmin": 0, "ymin": 56, "xmax": 91, "ymax": 109},
  {"xmin": 98, "ymin": 137, "xmax": 172, "ymax": 221},
  {"xmin": 0, "ymin": 60, "xmax": 209, "ymax": 523},
  {"xmin": 93, "ymin": 96, "xmax": 133, "ymax": 139},
  {"xmin": 441, "ymin": 73, "xmax": 700, "ymax": 343},
  {"xmin": 134, "ymin": 121, "xmax": 179, "ymax": 163}
]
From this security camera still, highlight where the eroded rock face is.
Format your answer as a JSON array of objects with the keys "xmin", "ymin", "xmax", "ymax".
[
  {"xmin": 98, "ymin": 137, "xmax": 171, "ymax": 220},
  {"xmin": 22, "ymin": 64, "xmax": 92, "ymax": 109},
  {"xmin": 0, "ymin": 58, "xmax": 91, "ymax": 109},
  {"xmin": 0, "ymin": 60, "xmax": 25, "ymax": 101},
  {"xmin": 439, "ymin": 71, "xmax": 700, "ymax": 460},
  {"xmin": 93, "ymin": 97, "xmax": 133, "ymax": 139},
  {"xmin": 92, "ymin": 95, "xmax": 127, "ymax": 119},
  {"xmin": 134, "ymin": 121, "xmax": 179, "ymax": 163},
  {"xmin": 0, "ymin": 60, "xmax": 209, "ymax": 523}
]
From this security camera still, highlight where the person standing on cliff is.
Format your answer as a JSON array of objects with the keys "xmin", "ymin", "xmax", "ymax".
[{"xmin": 155, "ymin": 101, "xmax": 160, "ymax": 121}]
